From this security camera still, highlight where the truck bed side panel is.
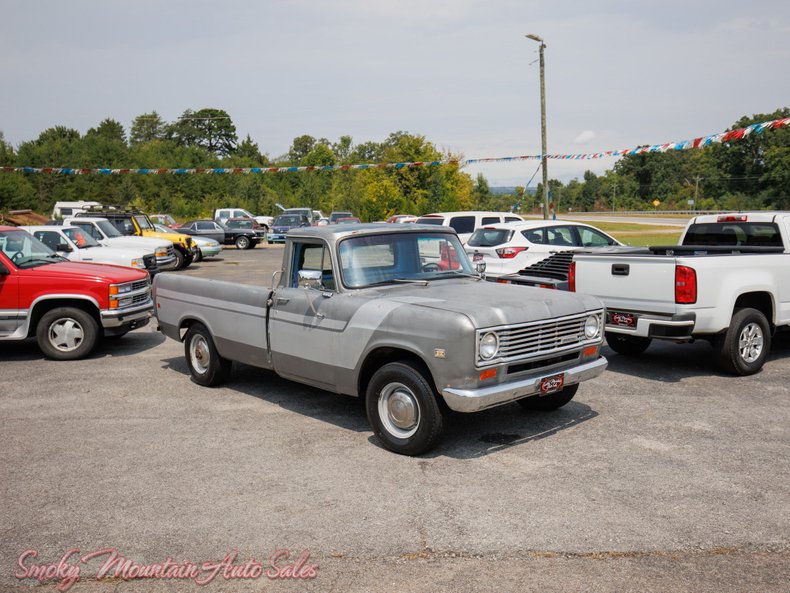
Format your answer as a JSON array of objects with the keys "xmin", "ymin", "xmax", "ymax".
[{"xmin": 154, "ymin": 274, "xmax": 272, "ymax": 369}]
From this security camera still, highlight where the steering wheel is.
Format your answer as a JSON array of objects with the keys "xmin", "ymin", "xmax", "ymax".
[
  {"xmin": 422, "ymin": 263, "xmax": 441, "ymax": 273},
  {"xmin": 11, "ymin": 251, "xmax": 24, "ymax": 263}
]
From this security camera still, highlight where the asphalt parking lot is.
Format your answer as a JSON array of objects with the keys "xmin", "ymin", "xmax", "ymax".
[{"xmin": 1, "ymin": 243, "xmax": 788, "ymax": 592}]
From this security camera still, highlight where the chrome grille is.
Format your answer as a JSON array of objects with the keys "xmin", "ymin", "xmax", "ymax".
[
  {"xmin": 131, "ymin": 293, "xmax": 150, "ymax": 305},
  {"xmin": 477, "ymin": 311, "xmax": 603, "ymax": 366},
  {"xmin": 131, "ymin": 279, "xmax": 149, "ymax": 292}
]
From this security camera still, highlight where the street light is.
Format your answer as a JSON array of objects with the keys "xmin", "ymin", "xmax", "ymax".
[{"xmin": 526, "ymin": 33, "xmax": 550, "ymax": 220}]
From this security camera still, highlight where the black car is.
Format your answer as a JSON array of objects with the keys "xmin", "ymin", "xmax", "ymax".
[{"xmin": 179, "ymin": 220, "xmax": 259, "ymax": 250}]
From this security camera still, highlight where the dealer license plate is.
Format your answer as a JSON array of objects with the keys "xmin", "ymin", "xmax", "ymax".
[
  {"xmin": 609, "ymin": 311, "xmax": 637, "ymax": 328},
  {"xmin": 539, "ymin": 373, "xmax": 564, "ymax": 395}
]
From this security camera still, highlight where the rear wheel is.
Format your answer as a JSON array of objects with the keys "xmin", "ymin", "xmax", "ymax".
[
  {"xmin": 366, "ymin": 361, "xmax": 443, "ymax": 456},
  {"xmin": 517, "ymin": 383, "xmax": 579, "ymax": 411},
  {"xmin": 184, "ymin": 323, "xmax": 232, "ymax": 386},
  {"xmin": 36, "ymin": 307, "xmax": 99, "ymax": 360},
  {"xmin": 235, "ymin": 235, "xmax": 250, "ymax": 250},
  {"xmin": 606, "ymin": 332, "xmax": 652, "ymax": 356},
  {"xmin": 715, "ymin": 308, "xmax": 771, "ymax": 375}
]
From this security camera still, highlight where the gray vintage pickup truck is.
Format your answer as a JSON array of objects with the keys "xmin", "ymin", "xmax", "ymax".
[{"xmin": 153, "ymin": 224, "xmax": 607, "ymax": 455}]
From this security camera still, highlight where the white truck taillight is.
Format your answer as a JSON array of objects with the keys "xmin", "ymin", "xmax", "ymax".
[{"xmin": 675, "ymin": 265, "xmax": 697, "ymax": 304}]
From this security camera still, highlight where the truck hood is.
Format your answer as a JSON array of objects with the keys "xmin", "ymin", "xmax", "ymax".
[
  {"xmin": 104, "ymin": 236, "xmax": 170, "ymax": 251},
  {"xmin": 75, "ymin": 245, "xmax": 150, "ymax": 260},
  {"xmin": 371, "ymin": 278, "xmax": 603, "ymax": 329},
  {"xmin": 142, "ymin": 230, "xmax": 192, "ymax": 245},
  {"xmin": 20, "ymin": 261, "xmax": 149, "ymax": 283}
]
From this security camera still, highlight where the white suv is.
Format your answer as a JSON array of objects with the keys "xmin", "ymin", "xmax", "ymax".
[{"xmin": 415, "ymin": 211, "xmax": 524, "ymax": 244}]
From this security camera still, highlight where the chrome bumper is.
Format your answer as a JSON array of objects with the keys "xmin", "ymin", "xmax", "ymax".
[
  {"xmin": 156, "ymin": 254, "xmax": 178, "ymax": 270},
  {"xmin": 441, "ymin": 357, "xmax": 608, "ymax": 413},
  {"xmin": 101, "ymin": 300, "xmax": 154, "ymax": 329}
]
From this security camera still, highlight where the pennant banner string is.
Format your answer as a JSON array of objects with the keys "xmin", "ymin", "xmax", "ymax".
[{"xmin": 1, "ymin": 117, "xmax": 787, "ymax": 175}]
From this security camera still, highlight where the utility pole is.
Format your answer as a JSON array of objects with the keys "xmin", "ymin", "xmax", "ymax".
[
  {"xmin": 527, "ymin": 34, "xmax": 550, "ymax": 220},
  {"xmin": 693, "ymin": 176, "xmax": 702, "ymax": 212},
  {"xmin": 613, "ymin": 182, "xmax": 617, "ymax": 213}
]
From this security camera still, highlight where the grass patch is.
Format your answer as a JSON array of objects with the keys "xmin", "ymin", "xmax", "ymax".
[
  {"xmin": 563, "ymin": 219, "xmax": 683, "ymax": 233},
  {"xmin": 613, "ymin": 231, "xmax": 682, "ymax": 246}
]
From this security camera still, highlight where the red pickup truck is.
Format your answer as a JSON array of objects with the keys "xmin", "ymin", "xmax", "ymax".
[{"xmin": 0, "ymin": 226, "xmax": 154, "ymax": 360}]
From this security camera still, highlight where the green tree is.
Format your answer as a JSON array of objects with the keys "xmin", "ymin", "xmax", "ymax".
[
  {"xmin": 130, "ymin": 111, "xmax": 168, "ymax": 145},
  {"xmin": 171, "ymin": 108, "xmax": 238, "ymax": 157}
]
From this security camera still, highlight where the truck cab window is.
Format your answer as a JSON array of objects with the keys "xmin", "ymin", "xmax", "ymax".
[{"xmin": 292, "ymin": 242, "xmax": 335, "ymax": 291}]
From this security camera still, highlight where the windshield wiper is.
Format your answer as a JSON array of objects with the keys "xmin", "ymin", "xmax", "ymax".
[
  {"xmin": 364, "ymin": 278, "xmax": 429, "ymax": 287},
  {"xmin": 428, "ymin": 271, "xmax": 482, "ymax": 281}
]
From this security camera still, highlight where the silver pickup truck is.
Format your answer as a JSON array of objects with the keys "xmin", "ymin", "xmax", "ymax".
[{"xmin": 154, "ymin": 224, "xmax": 607, "ymax": 455}]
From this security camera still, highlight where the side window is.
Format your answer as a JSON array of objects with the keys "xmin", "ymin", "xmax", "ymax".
[
  {"xmin": 291, "ymin": 242, "xmax": 335, "ymax": 291},
  {"xmin": 233, "ymin": 210, "xmax": 246, "ymax": 218},
  {"xmin": 522, "ymin": 228, "xmax": 546, "ymax": 244},
  {"xmin": 505, "ymin": 216, "xmax": 521, "ymax": 223},
  {"xmin": 546, "ymin": 226, "xmax": 574, "ymax": 246},
  {"xmin": 577, "ymin": 227, "xmax": 615, "ymax": 247},
  {"xmin": 449, "ymin": 216, "xmax": 476, "ymax": 234},
  {"xmin": 196, "ymin": 222, "xmax": 213, "ymax": 230},
  {"xmin": 34, "ymin": 231, "xmax": 64, "ymax": 251},
  {"xmin": 481, "ymin": 216, "xmax": 499, "ymax": 226}
]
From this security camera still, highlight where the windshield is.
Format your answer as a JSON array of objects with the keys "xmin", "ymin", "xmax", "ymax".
[
  {"xmin": 96, "ymin": 220, "xmax": 122, "ymax": 238},
  {"xmin": 135, "ymin": 215, "xmax": 154, "ymax": 231},
  {"xmin": 274, "ymin": 215, "xmax": 303, "ymax": 226},
  {"xmin": 415, "ymin": 217, "xmax": 444, "ymax": 225},
  {"xmin": 0, "ymin": 229, "xmax": 64, "ymax": 268},
  {"xmin": 63, "ymin": 228, "xmax": 101, "ymax": 248},
  {"xmin": 154, "ymin": 224, "xmax": 176, "ymax": 234},
  {"xmin": 338, "ymin": 232, "xmax": 475, "ymax": 289},
  {"xmin": 228, "ymin": 219, "xmax": 253, "ymax": 229}
]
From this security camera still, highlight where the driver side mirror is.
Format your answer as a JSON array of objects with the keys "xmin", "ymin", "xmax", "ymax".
[
  {"xmin": 298, "ymin": 269, "xmax": 323, "ymax": 290},
  {"xmin": 475, "ymin": 261, "xmax": 487, "ymax": 276},
  {"xmin": 57, "ymin": 242, "xmax": 72, "ymax": 252}
]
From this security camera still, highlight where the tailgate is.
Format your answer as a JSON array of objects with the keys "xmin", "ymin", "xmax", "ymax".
[{"xmin": 574, "ymin": 254, "xmax": 678, "ymax": 315}]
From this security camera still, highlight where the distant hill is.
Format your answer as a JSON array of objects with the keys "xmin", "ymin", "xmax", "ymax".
[{"xmin": 490, "ymin": 186, "xmax": 537, "ymax": 196}]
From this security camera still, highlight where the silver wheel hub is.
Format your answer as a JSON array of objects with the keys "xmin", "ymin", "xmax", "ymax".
[
  {"xmin": 48, "ymin": 318, "xmax": 84, "ymax": 352},
  {"xmin": 378, "ymin": 382, "xmax": 420, "ymax": 439},
  {"xmin": 190, "ymin": 334, "xmax": 210, "ymax": 374},
  {"xmin": 738, "ymin": 322, "xmax": 763, "ymax": 363}
]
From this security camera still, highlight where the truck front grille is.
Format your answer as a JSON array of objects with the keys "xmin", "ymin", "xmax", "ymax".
[{"xmin": 477, "ymin": 310, "xmax": 603, "ymax": 366}]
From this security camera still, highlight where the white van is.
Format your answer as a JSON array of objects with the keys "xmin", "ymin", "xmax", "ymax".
[
  {"xmin": 415, "ymin": 211, "xmax": 524, "ymax": 244},
  {"xmin": 51, "ymin": 201, "xmax": 103, "ymax": 219}
]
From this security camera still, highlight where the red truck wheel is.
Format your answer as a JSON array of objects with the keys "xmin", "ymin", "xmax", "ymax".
[{"xmin": 36, "ymin": 307, "xmax": 99, "ymax": 360}]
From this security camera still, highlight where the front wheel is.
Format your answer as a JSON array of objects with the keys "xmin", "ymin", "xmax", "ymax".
[
  {"xmin": 366, "ymin": 361, "xmax": 443, "ymax": 456},
  {"xmin": 36, "ymin": 307, "xmax": 99, "ymax": 360},
  {"xmin": 517, "ymin": 383, "xmax": 579, "ymax": 411},
  {"xmin": 605, "ymin": 332, "xmax": 652, "ymax": 356},
  {"xmin": 172, "ymin": 249, "xmax": 186, "ymax": 270},
  {"xmin": 715, "ymin": 308, "xmax": 771, "ymax": 375},
  {"xmin": 193, "ymin": 249, "xmax": 203, "ymax": 263},
  {"xmin": 235, "ymin": 235, "xmax": 250, "ymax": 250},
  {"xmin": 184, "ymin": 323, "xmax": 232, "ymax": 386}
]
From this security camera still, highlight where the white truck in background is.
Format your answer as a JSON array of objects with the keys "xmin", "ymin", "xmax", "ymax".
[
  {"xmin": 63, "ymin": 216, "xmax": 177, "ymax": 271},
  {"xmin": 570, "ymin": 212, "xmax": 790, "ymax": 375},
  {"xmin": 213, "ymin": 208, "xmax": 273, "ymax": 230}
]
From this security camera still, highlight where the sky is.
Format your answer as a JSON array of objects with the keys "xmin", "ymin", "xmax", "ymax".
[{"xmin": 1, "ymin": 0, "xmax": 788, "ymax": 186}]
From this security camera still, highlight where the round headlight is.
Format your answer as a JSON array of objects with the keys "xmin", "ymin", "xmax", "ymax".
[
  {"xmin": 584, "ymin": 315, "xmax": 600, "ymax": 339},
  {"xmin": 479, "ymin": 332, "xmax": 499, "ymax": 360}
]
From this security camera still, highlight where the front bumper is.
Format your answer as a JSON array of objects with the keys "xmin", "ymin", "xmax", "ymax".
[
  {"xmin": 267, "ymin": 232, "xmax": 288, "ymax": 242},
  {"xmin": 156, "ymin": 254, "xmax": 178, "ymax": 270},
  {"xmin": 441, "ymin": 357, "xmax": 607, "ymax": 413},
  {"xmin": 100, "ymin": 300, "xmax": 154, "ymax": 329}
]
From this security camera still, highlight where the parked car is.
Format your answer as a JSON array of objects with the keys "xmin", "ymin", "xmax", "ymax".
[
  {"xmin": 179, "ymin": 220, "xmax": 260, "ymax": 250},
  {"xmin": 213, "ymin": 208, "xmax": 273, "ymax": 230},
  {"xmin": 154, "ymin": 223, "xmax": 606, "ymax": 455},
  {"xmin": 267, "ymin": 214, "xmax": 311, "ymax": 244},
  {"xmin": 51, "ymin": 201, "xmax": 103, "ymax": 219},
  {"xmin": 79, "ymin": 209, "xmax": 198, "ymax": 271},
  {"xmin": 0, "ymin": 226, "xmax": 153, "ymax": 360},
  {"xmin": 64, "ymin": 216, "xmax": 177, "ymax": 271},
  {"xmin": 149, "ymin": 214, "xmax": 181, "ymax": 229},
  {"xmin": 415, "ymin": 211, "xmax": 525, "ymax": 244},
  {"xmin": 225, "ymin": 217, "xmax": 268, "ymax": 240},
  {"xmin": 336, "ymin": 217, "xmax": 362, "ymax": 224},
  {"xmin": 387, "ymin": 214, "xmax": 418, "ymax": 223},
  {"xmin": 329, "ymin": 211, "xmax": 354, "ymax": 224},
  {"xmin": 20, "ymin": 225, "xmax": 159, "ymax": 277},
  {"xmin": 465, "ymin": 220, "xmax": 621, "ymax": 277},
  {"xmin": 570, "ymin": 212, "xmax": 790, "ymax": 375},
  {"xmin": 153, "ymin": 224, "xmax": 221, "ymax": 261}
]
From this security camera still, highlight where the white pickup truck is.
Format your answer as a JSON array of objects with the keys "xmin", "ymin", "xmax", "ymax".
[
  {"xmin": 570, "ymin": 212, "xmax": 790, "ymax": 375},
  {"xmin": 21, "ymin": 225, "xmax": 160, "ymax": 276}
]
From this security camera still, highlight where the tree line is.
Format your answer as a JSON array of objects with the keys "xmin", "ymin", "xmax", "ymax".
[{"xmin": 0, "ymin": 107, "xmax": 787, "ymax": 220}]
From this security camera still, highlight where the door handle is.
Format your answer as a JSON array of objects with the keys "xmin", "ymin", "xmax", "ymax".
[
  {"xmin": 276, "ymin": 297, "xmax": 290, "ymax": 305},
  {"xmin": 612, "ymin": 263, "xmax": 630, "ymax": 276}
]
